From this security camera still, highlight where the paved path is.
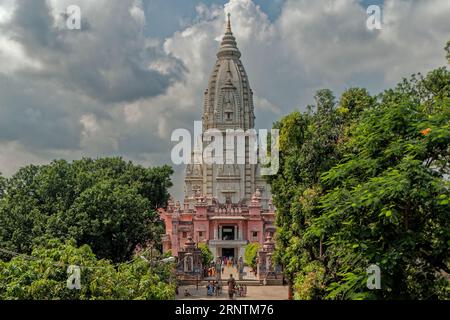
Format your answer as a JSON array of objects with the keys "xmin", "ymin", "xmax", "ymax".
[
  {"xmin": 242, "ymin": 266, "xmax": 257, "ymax": 280},
  {"xmin": 177, "ymin": 285, "xmax": 288, "ymax": 300},
  {"xmin": 221, "ymin": 266, "xmax": 239, "ymax": 279},
  {"xmin": 218, "ymin": 266, "xmax": 257, "ymax": 280}
]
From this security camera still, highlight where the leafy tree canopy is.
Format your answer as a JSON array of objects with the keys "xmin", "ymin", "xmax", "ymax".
[
  {"xmin": 269, "ymin": 65, "xmax": 450, "ymax": 299},
  {"xmin": 0, "ymin": 239, "xmax": 176, "ymax": 300},
  {"xmin": 0, "ymin": 158, "xmax": 173, "ymax": 263}
]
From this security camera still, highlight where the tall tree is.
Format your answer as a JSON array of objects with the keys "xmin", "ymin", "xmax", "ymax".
[
  {"xmin": 315, "ymin": 68, "xmax": 450, "ymax": 299},
  {"xmin": 269, "ymin": 66, "xmax": 449, "ymax": 299},
  {"xmin": 0, "ymin": 158, "xmax": 173, "ymax": 263},
  {"xmin": 268, "ymin": 88, "xmax": 372, "ymax": 299}
]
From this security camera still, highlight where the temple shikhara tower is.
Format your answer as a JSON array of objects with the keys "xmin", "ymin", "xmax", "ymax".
[{"xmin": 160, "ymin": 14, "xmax": 275, "ymax": 260}]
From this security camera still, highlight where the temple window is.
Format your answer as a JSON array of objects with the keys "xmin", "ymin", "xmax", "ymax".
[
  {"xmin": 222, "ymin": 226, "xmax": 235, "ymax": 240},
  {"xmin": 252, "ymin": 231, "xmax": 258, "ymax": 238},
  {"xmin": 182, "ymin": 232, "xmax": 187, "ymax": 238}
]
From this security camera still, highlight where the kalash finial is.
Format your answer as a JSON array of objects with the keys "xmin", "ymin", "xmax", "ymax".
[{"xmin": 226, "ymin": 13, "xmax": 232, "ymax": 33}]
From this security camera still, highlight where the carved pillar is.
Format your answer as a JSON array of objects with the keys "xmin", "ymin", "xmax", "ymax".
[
  {"xmin": 214, "ymin": 221, "xmax": 218, "ymax": 240},
  {"xmin": 238, "ymin": 221, "xmax": 243, "ymax": 240}
]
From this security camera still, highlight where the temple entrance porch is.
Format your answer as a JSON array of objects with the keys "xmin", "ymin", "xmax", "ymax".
[
  {"xmin": 221, "ymin": 247, "xmax": 235, "ymax": 259},
  {"xmin": 209, "ymin": 242, "xmax": 246, "ymax": 261}
]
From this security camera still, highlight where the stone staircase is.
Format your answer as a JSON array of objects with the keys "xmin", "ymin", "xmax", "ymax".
[{"xmin": 179, "ymin": 266, "xmax": 283, "ymax": 286}]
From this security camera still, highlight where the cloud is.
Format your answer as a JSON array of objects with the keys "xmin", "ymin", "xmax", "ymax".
[
  {"xmin": 0, "ymin": 0, "xmax": 184, "ymax": 168},
  {"xmin": 2, "ymin": 0, "xmax": 182, "ymax": 104},
  {"xmin": 0, "ymin": 0, "xmax": 449, "ymax": 201}
]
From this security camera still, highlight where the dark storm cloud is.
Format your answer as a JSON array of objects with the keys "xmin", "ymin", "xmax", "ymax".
[
  {"xmin": 0, "ymin": 0, "xmax": 185, "ymax": 156},
  {"xmin": 0, "ymin": 73, "xmax": 93, "ymax": 150},
  {"xmin": 0, "ymin": 0, "xmax": 448, "ymax": 200},
  {"xmin": 3, "ymin": 0, "xmax": 183, "ymax": 104},
  {"xmin": 9, "ymin": 0, "xmax": 62, "ymax": 52}
]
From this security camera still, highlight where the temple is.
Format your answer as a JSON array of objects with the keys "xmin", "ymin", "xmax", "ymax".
[{"xmin": 160, "ymin": 14, "xmax": 276, "ymax": 260}]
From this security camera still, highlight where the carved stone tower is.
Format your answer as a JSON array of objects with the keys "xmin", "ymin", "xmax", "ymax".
[{"xmin": 185, "ymin": 14, "xmax": 271, "ymax": 208}]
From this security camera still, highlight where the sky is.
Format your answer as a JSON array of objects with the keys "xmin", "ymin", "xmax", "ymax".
[{"xmin": 0, "ymin": 0, "xmax": 449, "ymax": 200}]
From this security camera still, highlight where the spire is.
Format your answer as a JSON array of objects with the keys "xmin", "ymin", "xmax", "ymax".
[
  {"xmin": 226, "ymin": 13, "xmax": 232, "ymax": 33},
  {"xmin": 217, "ymin": 13, "xmax": 241, "ymax": 59}
]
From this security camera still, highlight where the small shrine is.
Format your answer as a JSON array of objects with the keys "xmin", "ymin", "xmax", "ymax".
[
  {"xmin": 177, "ymin": 236, "xmax": 202, "ymax": 276},
  {"xmin": 257, "ymin": 235, "xmax": 281, "ymax": 281}
]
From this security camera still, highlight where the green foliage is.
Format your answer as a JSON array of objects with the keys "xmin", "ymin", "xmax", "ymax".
[
  {"xmin": 198, "ymin": 243, "xmax": 214, "ymax": 266},
  {"xmin": 244, "ymin": 242, "xmax": 260, "ymax": 270},
  {"xmin": 269, "ymin": 64, "xmax": 450, "ymax": 299},
  {"xmin": 268, "ymin": 88, "xmax": 355, "ymax": 289},
  {"xmin": 0, "ymin": 239, "xmax": 176, "ymax": 300},
  {"xmin": 316, "ymin": 68, "xmax": 450, "ymax": 300},
  {"xmin": 0, "ymin": 158, "xmax": 173, "ymax": 263},
  {"xmin": 446, "ymin": 40, "xmax": 450, "ymax": 64},
  {"xmin": 0, "ymin": 173, "xmax": 5, "ymax": 199},
  {"xmin": 293, "ymin": 261, "xmax": 326, "ymax": 300}
]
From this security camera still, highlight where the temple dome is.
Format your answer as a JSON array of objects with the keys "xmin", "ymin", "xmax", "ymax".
[{"xmin": 203, "ymin": 13, "xmax": 254, "ymax": 131}]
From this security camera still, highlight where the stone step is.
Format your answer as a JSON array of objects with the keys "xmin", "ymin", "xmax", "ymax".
[{"xmin": 180, "ymin": 279, "xmax": 283, "ymax": 286}]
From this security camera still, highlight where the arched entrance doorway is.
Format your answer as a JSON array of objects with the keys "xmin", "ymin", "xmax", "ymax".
[{"xmin": 222, "ymin": 247, "xmax": 235, "ymax": 259}]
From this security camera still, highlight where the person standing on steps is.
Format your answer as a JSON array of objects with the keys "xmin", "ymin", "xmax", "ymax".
[{"xmin": 227, "ymin": 274, "xmax": 236, "ymax": 300}]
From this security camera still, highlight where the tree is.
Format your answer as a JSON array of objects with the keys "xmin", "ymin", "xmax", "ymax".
[
  {"xmin": 55, "ymin": 180, "xmax": 154, "ymax": 262},
  {"xmin": 0, "ymin": 239, "xmax": 176, "ymax": 300},
  {"xmin": 0, "ymin": 173, "xmax": 5, "ymax": 199},
  {"xmin": 446, "ymin": 40, "xmax": 450, "ymax": 64},
  {"xmin": 315, "ymin": 68, "xmax": 450, "ymax": 299},
  {"xmin": 198, "ymin": 243, "xmax": 214, "ymax": 267},
  {"xmin": 244, "ymin": 242, "xmax": 260, "ymax": 270},
  {"xmin": 0, "ymin": 158, "xmax": 173, "ymax": 263},
  {"xmin": 268, "ymin": 64, "xmax": 449, "ymax": 299},
  {"xmin": 267, "ymin": 88, "xmax": 369, "ymax": 299}
]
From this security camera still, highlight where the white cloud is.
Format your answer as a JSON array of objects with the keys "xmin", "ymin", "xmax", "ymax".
[
  {"xmin": 0, "ymin": 0, "xmax": 13, "ymax": 23},
  {"xmin": 80, "ymin": 114, "xmax": 99, "ymax": 137},
  {"xmin": 0, "ymin": 142, "xmax": 47, "ymax": 176},
  {"xmin": 130, "ymin": 0, "xmax": 146, "ymax": 27},
  {"xmin": 0, "ymin": 0, "xmax": 449, "ymax": 201},
  {"xmin": 0, "ymin": 0, "xmax": 42, "ymax": 74},
  {"xmin": 123, "ymin": 102, "xmax": 143, "ymax": 124},
  {"xmin": 0, "ymin": 36, "xmax": 43, "ymax": 74}
]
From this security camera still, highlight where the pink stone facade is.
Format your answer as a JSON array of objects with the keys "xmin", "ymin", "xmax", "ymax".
[
  {"xmin": 160, "ymin": 191, "xmax": 276, "ymax": 259},
  {"xmin": 159, "ymin": 16, "xmax": 276, "ymax": 260}
]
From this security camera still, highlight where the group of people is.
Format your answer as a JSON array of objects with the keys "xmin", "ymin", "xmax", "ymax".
[
  {"xmin": 206, "ymin": 280, "xmax": 222, "ymax": 296},
  {"xmin": 219, "ymin": 256, "xmax": 245, "ymax": 273},
  {"xmin": 206, "ymin": 266, "xmax": 218, "ymax": 277},
  {"xmin": 221, "ymin": 256, "xmax": 244, "ymax": 268},
  {"xmin": 222, "ymin": 256, "xmax": 237, "ymax": 268}
]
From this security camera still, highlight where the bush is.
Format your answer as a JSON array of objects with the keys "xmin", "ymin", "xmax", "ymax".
[
  {"xmin": 244, "ymin": 243, "xmax": 260, "ymax": 270},
  {"xmin": 198, "ymin": 243, "xmax": 214, "ymax": 266},
  {"xmin": 0, "ymin": 239, "xmax": 176, "ymax": 300}
]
